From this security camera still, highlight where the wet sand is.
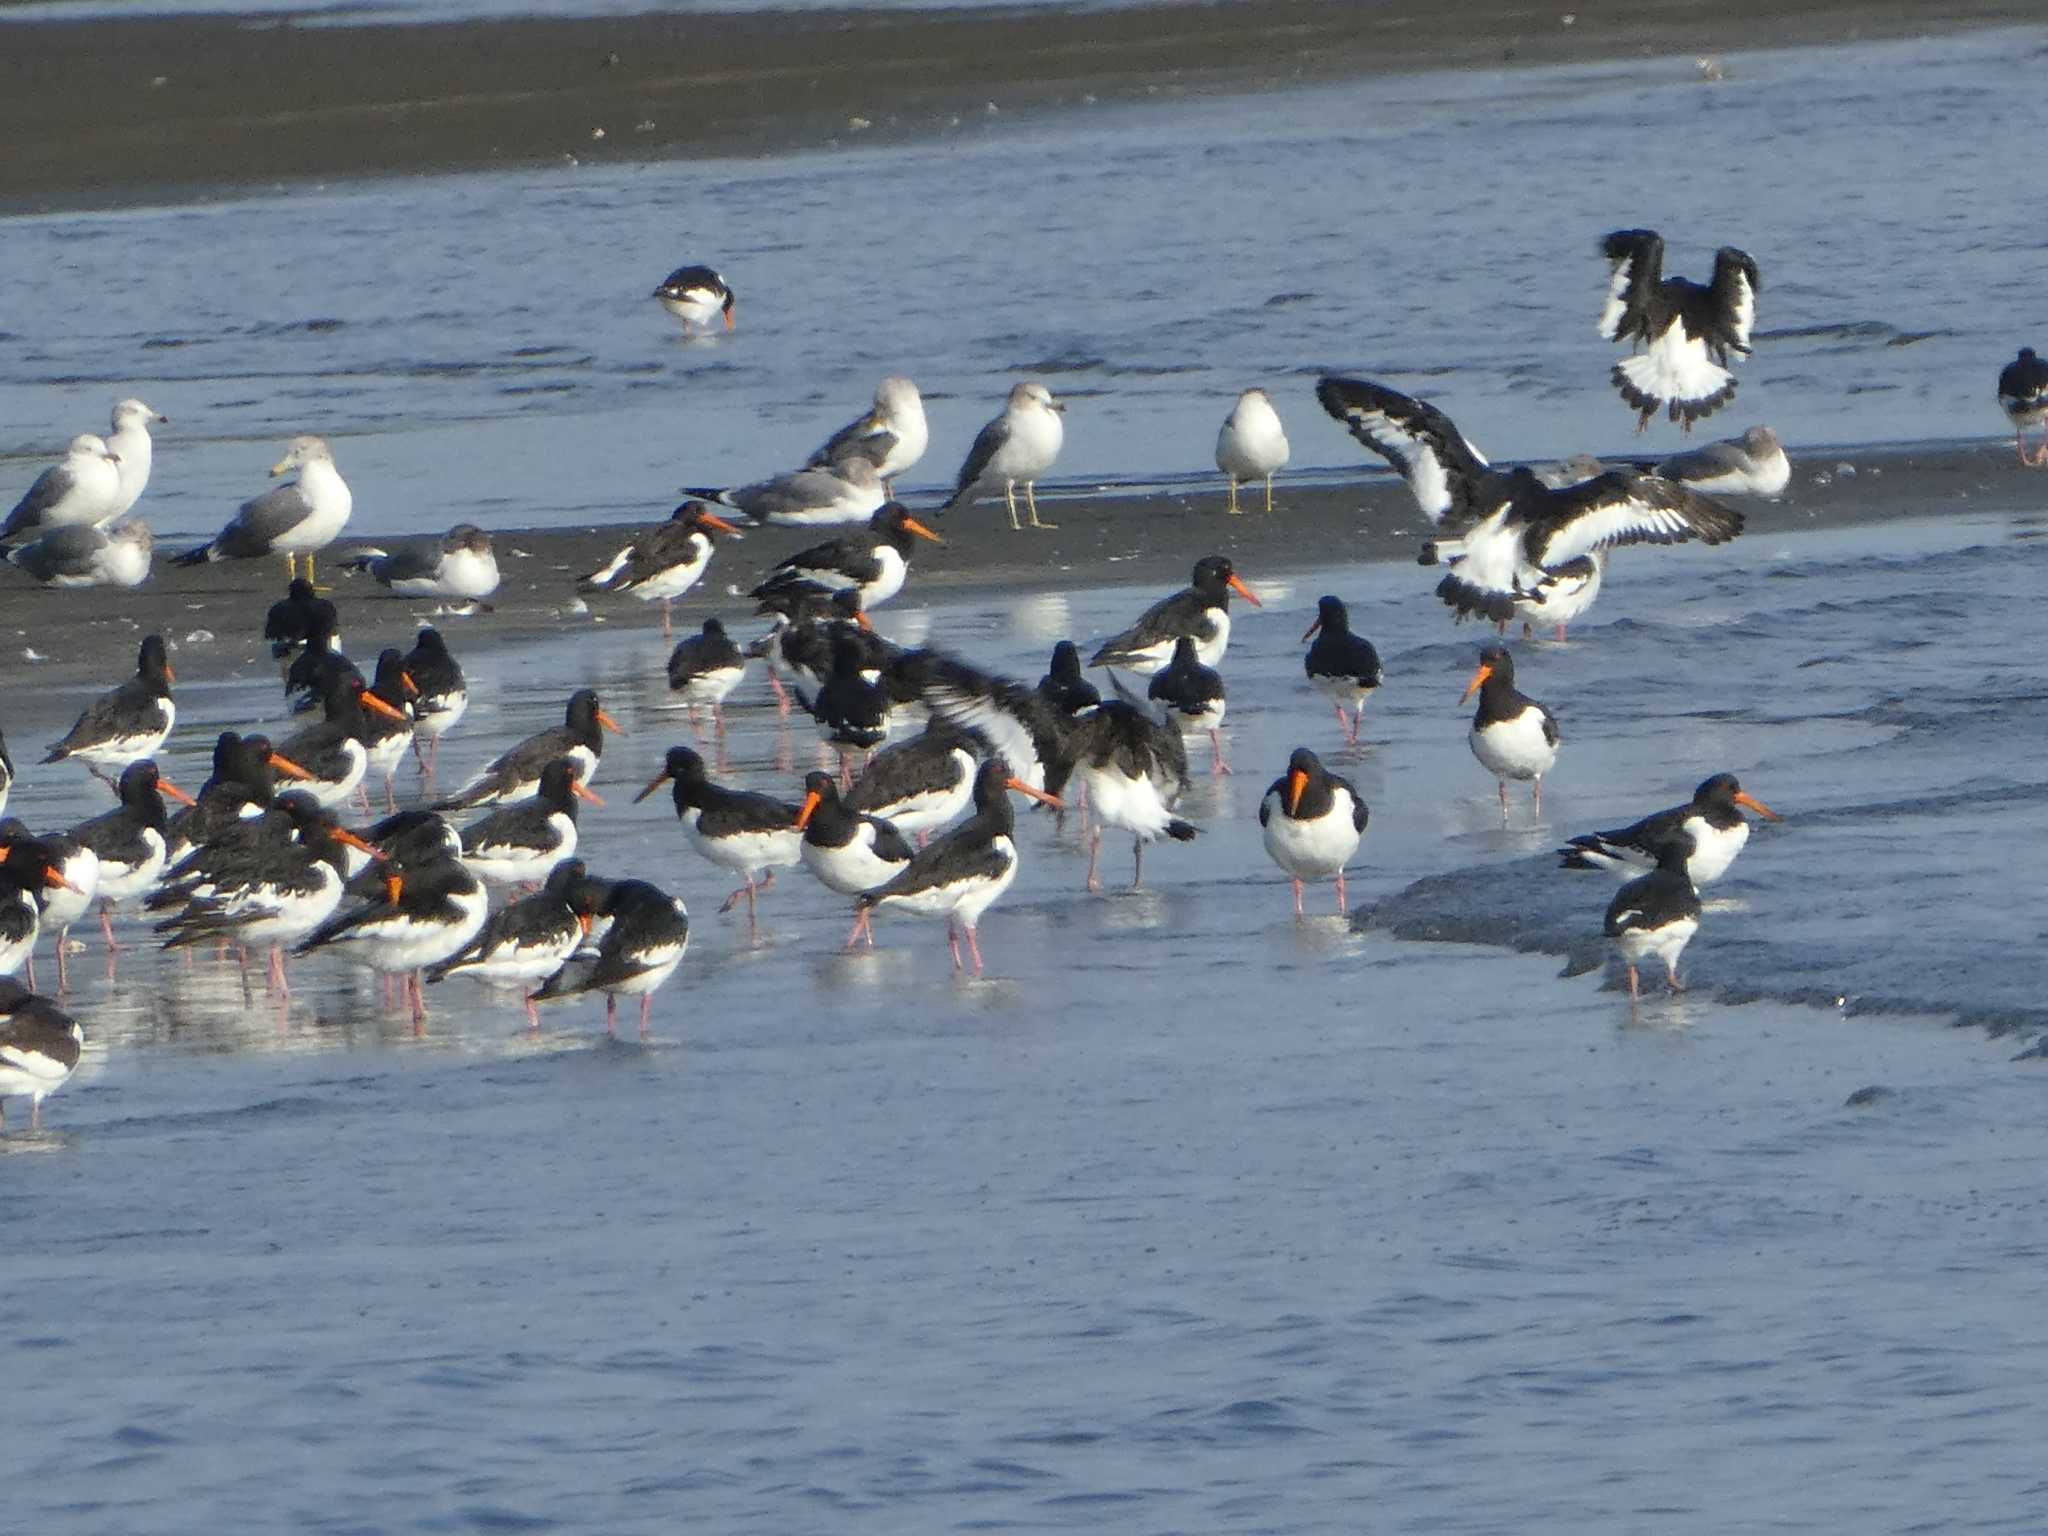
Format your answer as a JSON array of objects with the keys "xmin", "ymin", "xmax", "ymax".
[
  {"xmin": 0, "ymin": 0, "xmax": 2038, "ymax": 212},
  {"xmin": 0, "ymin": 436, "xmax": 2032, "ymax": 705}
]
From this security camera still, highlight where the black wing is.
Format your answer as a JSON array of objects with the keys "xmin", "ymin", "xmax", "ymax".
[
  {"xmin": 1598, "ymin": 229, "xmax": 1664, "ymax": 344},
  {"xmin": 1314, "ymin": 376, "xmax": 1493, "ymax": 526}
]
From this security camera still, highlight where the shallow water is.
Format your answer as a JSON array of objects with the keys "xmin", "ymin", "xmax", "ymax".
[
  {"xmin": 3, "ymin": 26, "xmax": 2044, "ymax": 541},
  {"xmin": 7, "ymin": 494, "xmax": 2048, "ymax": 1528}
]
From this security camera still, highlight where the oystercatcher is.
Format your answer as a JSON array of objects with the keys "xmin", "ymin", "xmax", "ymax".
[
  {"xmin": 0, "ymin": 978, "xmax": 83, "ymax": 1130},
  {"xmin": 263, "ymin": 578, "xmax": 337, "ymax": 661},
  {"xmin": 666, "ymin": 617, "xmax": 748, "ymax": 736},
  {"xmin": 796, "ymin": 771, "xmax": 916, "ymax": 947},
  {"xmin": 277, "ymin": 674, "xmax": 412, "ymax": 810},
  {"xmin": 844, "ymin": 721, "xmax": 979, "ymax": 841},
  {"xmin": 437, "ymin": 688, "xmax": 622, "ymax": 810},
  {"xmin": 403, "ymin": 627, "xmax": 468, "ymax": 774},
  {"xmin": 532, "ymin": 878, "xmax": 692, "ymax": 1037},
  {"xmin": 653, "ymin": 265, "xmax": 734, "ymax": 332},
  {"xmin": 1602, "ymin": 832, "xmax": 1703, "ymax": 1000},
  {"xmin": 1598, "ymin": 229, "xmax": 1760, "ymax": 431},
  {"xmin": 295, "ymin": 854, "xmax": 489, "ymax": 1027},
  {"xmin": 1998, "ymin": 347, "xmax": 2048, "ymax": 465},
  {"xmin": 426, "ymin": 858, "xmax": 608, "ymax": 1029},
  {"xmin": 1302, "ymin": 596, "xmax": 1382, "ymax": 747},
  {"xmin": 1462, "ymin": 645, "xmax": 1558, "ymax": 813},
  {"xmin": 1146, "ymin": 635, "xmax": 1230, "ymax": 775},
  {"xmin": 459, "ymin": 758, "xmax": 600, "ymax": 888},
  {"xmin": 68, "ymin": 760, "xmax": 196, "ymax": 950},
  {"xmin": 1559, "ymin": 772, "xmax": 1779, "ymax": 888},
  {"xmin": 42, "ymin": 634, "xmax": 176, "ymax": 783},
  {"xmin": 749, "ymin": 501, "xmax": 943, "ymax": 611},
  {"xmin": 635, "ymin": 745, "xmax": 801, "ymax": 929},
  {"xmin": 1090, "ymin": 555, "xmax": 1261, "ymax": 675},
  {"xmin": 1259, "ymin": 747, "xmax": 1368, "ymax": 916},
  {"xmin": 577, "ymin": 501, "xmax": 742, "ymax": 636}
]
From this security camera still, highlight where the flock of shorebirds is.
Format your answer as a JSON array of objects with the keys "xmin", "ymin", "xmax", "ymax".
[{"xmin": 0, "ymin": 232, "xmax": 2042, "ymax": 1129}]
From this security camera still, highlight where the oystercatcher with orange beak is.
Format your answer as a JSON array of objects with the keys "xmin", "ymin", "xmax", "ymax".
[
  {"xmin": 1259, "ymin": 747, "xmax": 1368, "ymax": 917},
  {"xmin": 1089, "ymin": 555, "xmax": 1260, "ymax": 674}
]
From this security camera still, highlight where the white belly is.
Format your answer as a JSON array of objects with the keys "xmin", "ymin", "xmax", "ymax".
[
  {"xmin": 1261, "ymin": 791, "xmax": 1363, "ymax": 880},
  {"xmin": 683, "ymin": 809, "xmax": 802, "ymax": 878},
  {"xmin": 1470, "ymin": 710, "xmax": 1557, "ymax": 783},
  {"xmin": 801, "ymin": 826, "xmax": 906, "ymax": 896},
  {"xmin": 1083, "ymin": 765, "xmax": 1176, "ymax": 840}
]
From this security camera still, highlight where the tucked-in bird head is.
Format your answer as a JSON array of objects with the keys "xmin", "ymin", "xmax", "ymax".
[
  {"xmin": 566, "ymin": 688, "xmax": 626, "ymax": 738},
  {"xmin": 875, "ymin": 502, "xmax": 944, "ymax": 546},
  {"xmin": 1696, "ymin": 772, "xmax": 1780, "ymax": 822},
  {"xmin": 1460, "ymin": 643, "xmax": 1515, "ymax": 702},
  {"xmin": 138, "ymin": 633, "xmax": 174, "ymax": 688},
  {"xmin": 284, "ymin": 577, "xmax": 317, "ymax": 603},
  {"xmin": 1010, "ymin": 380, "xmax": 1063, "ymax": 414},
  {"xmin": 876, "ymin": 376, "xmax": 922, "ymax": 413},
  {"xmin": 795, "ymin": 770, "xmax": 840, "ymax": 831},
  {"xmin": 698, "ymin": 617, "xmax": 729, "ymax": 642},
  {"xmin": 1284, "ymin": 745, "xmax": 1326, "ymax": 815},
  {"xmin": 673, "ymin": 501, "xmax": 743, "ymax": 539},
  {"xmin": 1649, "ymin": 828, "xmax": 1700, "ymax": 871},
  {"xmin": 1191, "ymin": 554, "xmax": 1261, "ymax": 608},
  {"xmin": 410, "ymin": 626, "xmax": 451, "ymax": 663},
  {"xmin": 1303, "ymin": 595, "xmax": 1349, "ymax": 642},
  {"xmin": 827, "ymin": 630, "xmax": 872, "ymax": 674},
  {"xmin": 541, "ymin": 857, "xmax": 588, "ymax": 898},
  {"xmin": 1740, "ymin": 426, "xmax": 1782, "ymax": 455},
  {"xmin": 635, "ymin": 744, "xmax": 710, "ymax": 806},
  {"xmin": 537, "ymin": 757, "xmax": 604, "ymax": 809},
  {"xmin": 113, "ymin": 398, "xmax": 168, "ymax": 428},
  {"xmin": 68, "ymin": 432, "xmax": 117, "ymax": 465},
  {"xmin": 270, "ymin": 435, "xmax": 333, "ymax": 478},
  {"xmin": 204, "ymin": 730, "xmax": 246, "ymax": 781},
  {"xmin": 109, "ymin": 519, "xmax": 154, "ymax": 551},
  {"xmin": 1238, "ymin": 386, "xmax": 1272, "ymax": 406}
]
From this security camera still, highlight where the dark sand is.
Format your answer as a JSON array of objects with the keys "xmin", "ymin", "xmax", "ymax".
[
  {"xmin": 0, "ymin": 0, "xmax": 2038, "ymax": 213},
  {"xmin": 1, "ymin": 438, "xmax": 2034, "ymax": 710}
]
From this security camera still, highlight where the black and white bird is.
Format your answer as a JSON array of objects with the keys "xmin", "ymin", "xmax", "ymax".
[
  {"xmin": 173, "ymin": 435, "xmax": 353, "ymax": 584},
  {"xmin": 684, "ymin": 459, "xmax": 884, "ymax": 529},
  {"xmin": 1462, "ymin": 645, "xmax": 1559, "ymax": 813},
  {"xmin": 652, "ymin": 265, "xmax": 734, "ymax": 332},
  {"xmin": 459, "ymin": 758, "xmax": 600, "ymax": 888},
  {"xmin": 806, "ymin": 376, "xmax": 930, "ymax": 493},
  {"xmin": 531, "ymin": 878, "xmax": 691, "ymax": 1037},
  {"xmin": 341, "ymin": 809, "xmax": 462, "ymax": 895},
  {"xmin": 154, "ymin": 794, "xmax": 385, "ymax": 996},
  {"xmin": 5, "ymin": 519, "xmax": 153, "ymax": 588},
  {"xmin": 438, "ymin": 688, "xmax": 623, "ymax": 810},
  {"xmin": 746, "ymin": 587, "xmax": 844, "ymax": 716},
  {"xmin": 162, "ymin": 730, "xmax": 314, "ymax": 868},
  {"xmin": 1601, "ymin": 832, "xmax": 1703, "ymax": 1001},
  {"xmin": 0, "ymin": 978, "xmax": 84, "ymax": 1131},
  {"xmin": 1259, "ymin": 747, "xmax": 1368, "ymax": 917},
  {"xmin": 1559, "ymin": 772, "xmax": 1779, "ymax": 888},
  {"xmin": 843, "ymin": 721, "xmax": 980, "ymax": 841},
  {"xmin": 43, "ymin": 634, "xmax": 176, "ymax": 782},
  {"xmin": 265, "ymin": 578, "xmax": 339, "ymax": 662},
  {"xmin": 0, "ymin": 724, "xmax": 13, "ymax": 817},
  {"xmin": 426, "ymin": 858, "xmax": 607, "ymax": 1028},
  {"xmin": 1302, "ymin": 596, "xmax": 1382, "ymax": 747},
  {"xmin": 1655, "ymin": 425, "xmax": 1790, "ymax": 497},
  {"xmin": 749, "ymin": 501, "xmax": 944, "ymax": 611},
  {"xmin": 68, "ymin": 759, "xmax": 196, "ymax": 950},
  {"xmin": 775, "ymin": 588, "xmax": 889, "ymax": 701},
  {"xmin": 1090, "ymin": 555, "xmax": 1261, "ymax": 674},
  {"xmin": 635, "ymin": 745, "xmax": 802, "ymax": 927},
  {"xmin": 941, "ymin": 381, "xmax": 1066, "ymax": 531},
  {"xmin": 1, "ymin": 433, "xmax": 121, "ymax": 541},
  {"xmin": 1998, "ymin": 347, "xmax": 2048, "ymax": 466},
  {"xmin": 803, "ymin": 631, "xmax": 893, "ymax": 776},
  {"xmin": 666, "ymin": 617, "xmax": 749, "ymax": 735},
  {"xmin": 283, "ymin": 606, "xmax": 359, "ymax": 713},
  {"xmin": 854, "ymin": 759, "xmax": 1060, "ymax": 976},
  {"xmin": 0, "ymin": 835, "xmax": 77, "ymax": 980},
  {"xmin": 578, "ymin": 501, "xmax": 743, "ymax": 636},
  {"xmin": 795, "ymin": 770, "xmax": 916, "ymax": 948},
  {"xmin": 341, "ymin": 523, "xmax": 500, "ymax": 602},
  {"xmin": 1068, "ymin": 701, "xmax": 1199, "ymax": 890},
  {"xmin": 1216, "ymin": 387, "xmax": 1290, "ymax": 514},
  {"xmin": 296, "ymin": 854, "xmax": 490, "ymax": 1026},
  {"xmin": 1035, "ymin": 640, "xmax": 1101, "ymax": 720},
  {"xmin": 892, "ymin": 649, "xmax": 1075, "ymax": 797},
  {"xmin": 361, "ymin": 648, "xmax": 422, "ymax": 812},
  {"xmin": 29, "ymin": 832, "xmax": 96, "ymax": 993},
  {"xmin": 278, "ymin": 675, "xmax": 413, "ymax": 810},
  {"xmin": 1598, "ymin": 229, "xmax": 1760, "ymax": 431},
  {"xmin": 1145, "ymin": 635, "xmax": 1230, "ymax": 776},
  {"xmin": 403, "ymin": 627, "xmax": 468, "ymax": 774}
]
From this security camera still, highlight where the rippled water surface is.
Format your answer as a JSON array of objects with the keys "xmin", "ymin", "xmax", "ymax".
[{"xmin": 3, "ymin": 26, "xmax": 2044, "ymax": 539}]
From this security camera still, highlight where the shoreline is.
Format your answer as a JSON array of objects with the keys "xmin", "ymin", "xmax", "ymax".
[
  {"xmin": 2, "ymin": 0, "xmax": 2041, "ymax": 214},
  {"xmin": 0, "ymin": 435, "xmax": 2033, "ymax": 717}
]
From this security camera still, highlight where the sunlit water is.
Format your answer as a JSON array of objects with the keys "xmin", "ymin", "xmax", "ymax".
[
  {"xmin": 3, "ymin": 26, "xmax": 2045, "ymax": 545},
  {"xmin": 6, "ymin": 492, "xmax": 2048, "ymax": 1528}
]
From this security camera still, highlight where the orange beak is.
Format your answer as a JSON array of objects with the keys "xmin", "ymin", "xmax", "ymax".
[
  {"xmin": 400, "ymin": 670, "xmax": 420, "ymax": 699},
  {"xmin": 596, "ymin": 709, "xmax": 626, "ymax": 736},
  {"xmin": 723, "ymin": 306, "xmax": 735, "ymax": 332},
  {"xmin": 1005, "ymin": 776, "xmax": 1064, "ymax": 810},
  {"xmin": 1286, "ymin": 767, "xmax": 1309, "ymax": 815},
  {"xmin": 267, "ymin": 751, "xmax": 314, "ymax": 781},
  {"xmin": 332, "ymin": 827, "xmax": 387, "ymax": 860},
  {"xmin": 577, "ymin": 911, "xmax": 595, "ymax": 937},
  {"xmin": 1227, "ymin": 573, "xmax": 1262, "ymax": 608},
  {"xmin": 853, "ymin": 610, "xmax": 874, "ymax": 632},
  {"xmin": 164, "ymin": 661, "xmax": 177, "ymax": 684},
  {"xmin": 1301, "ymin": 617, "xmax": 1322, "ymax": 642},
  {"xmin": 795, "ymin": 788, "xmax": 822, "ymax": 831},
  {"xmin": 698, "ymin": 511, "xmax": 743, "ymax": 536},
  {"xmin": 571, "ymin": 781, "xmax": 605, "ymax": 808},
  {"xmin": 361, "ymin": 690, "xmax": 409, "ymax": 722},
  {"xmin": 1459, "ymin": 662, "xmax": 1494, "ymax": 703},
  {"xmin": 43, "ymin": 867, "xmax": 82, "ymax": 894},
  {"xmin": 901, "ymin": 515, "xmax": 944, "ymax": 545},
  {"xmin": 158, "ymin": 775, "xmax": 198, "ymax": 807},
  {"xmin": 384, "ymin": 873, "xmax": 405, "ymax": 905},
  {"xmin": 633, "ymin": 771, "xmax": 670, "ymax": 804},
  {"xmin": 1734, "ymin": 790, "xmax": 1781, "ymax": 822}
]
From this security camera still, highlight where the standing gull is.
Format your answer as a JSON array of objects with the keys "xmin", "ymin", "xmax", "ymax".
[
  {"xmin": 341, "ymin": 523, "xmax": 500, "ymax": 601},
  {"xmin": 653, "ymin": 265, "xmax": 734, "ymax": 332},
  {"xmin": 1598, "ymin": 229, "xmax": 1760, "ymax": 431},
  {"xmin": 941, "ymin": 382, "xmax": 1066, "ymax": 531},
  {"xmin": 174, "ymin": 435, "xmax": 352, "ymax": 584},
  {"xmin": 683, "ymin": 459, "xmax": 884, "ymax": 529},
  {"xmin": 807, "ymin": 376, "xmax": 930, "ymax": 493},
  {"xmin": 1216, "ymin": 388, "xmax": 1289, "ymax": 514},
  {"xmin": 6, "ymin": 520, "xmax": 153, "ymax": 588},
  {"xmin": 1998, "ymin": 347, "xmax": 2048, "ymax": 466},
  {"xmin": 2, "ymin": 434, "xmax": 121, "ymax": 542},
  {"xmin": 104, "ymin": 398, "xmax": 168, "ymax": 522}
]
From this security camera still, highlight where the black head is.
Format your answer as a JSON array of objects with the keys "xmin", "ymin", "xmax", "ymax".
[
  {"xmin": 1191, "ymin": 555, "xmax": 1235, "ymax": 591},
  {"xmin": 0, "ymin": 816, "xmax": 30, "ymax": 843},
  {"xmin": 206, "ymin": 730, "xmax": 247, "ymax": 779},
  {"xmin": 1286, "ymin": 746, "xmax": 1326, "ymax": 779},
  {"xmin": 1650, "ymin": 829, "xmax": 1698, "ymax": 870},
  {"xmin": 1169, "ymin": 635, "xmax": 1200, "ymax": 667},
  {"xmin": 536, "ymin": 758, "xmax": 593, "ymax": 810},
  {"xmin": 137, "ymin": 634, "xmax": 174, "ymax": 688},
  {"xmin": 2021, "ymin": 347, "xmax": 2039, "ymax": 366},
  {"xmin": 116, "ymin": 759, "xmax": 189, "ymax": 822},
  {"xmin": 1317, "ymin": 595, "xmax": 1348, "ymax": 628},
  {"xmin": 541, "ymin": 857, "xmax": 588, "ymax": 899},
  {"xmin": 700, "ymin": 618, "xmax": 728, "ymax": 641},
  {"xmin": 285, "ymin": 577, "xmax": 317, "ymax": 602},
  {"xmin": 635, "ymin": 744, "xmax": 710, "ymax": 807},
  {"xmin": 1712, "ymin": 246, "xmax": 1760, "ymax": 292},
  {"xmin": 371, "ymin": 647, "xmax": 416, "ymax": 702},
  {"xmin": 829, "ymin": 588, "xmax": 865, "ymax": 620},
  {"xmin": 1694, "ymin": 773, "xmax": 1741, "ymax": 806},
  {"xmin": 800, "ymin": 769, "xmax": 840, "ymax": 801},
  {"xmin": 1049, "ymin": 640, "xmax": 1083, "ymax": 681},
  {"xmin": 1461, "ymin": 643, "xmax": 1516, "ymax": 702},
  {"xmin": 412, "ymin": 627, "xmax": 450, "ymax": 659},
  {"xmin": 565, "ymin": 689, "xmax": 624, "ymax": 741}
]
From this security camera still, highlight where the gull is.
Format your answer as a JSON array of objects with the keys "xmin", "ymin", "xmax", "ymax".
[
  {"xmin": 941, "ymin": 382, "xmax": 1065, "ymax": 531},
  {"xmin": 806, "ymin": 376, "xmax": 930, "ymax": 493},
  {"xmin": 1, "ymin": 434, "xmax": 122, "ymax": 542},
  {"xmin": 104, "ymin": 398, "xmax": 168, "ymax": 522},
  {"xmin": 341, "ymin": 523, "xmax": 501, "ymax": 601},
  {"xmin": 1654, "ymin": 425, "xmax": 1790, "ymax": 496},
  {"xmin": 6, "ymin": 520, "xmax": 154, "ymax": 588},
  {"xmin": 683, "ymin": 458, "xmax": 884, "ymax": 528},
  {"xmin": 1215, "ymin": 387, "xmax": 1289, "ymax": 514},
  {"xmin": 174, "ymin": 435, "xmax": 352, "ymax": 585}
]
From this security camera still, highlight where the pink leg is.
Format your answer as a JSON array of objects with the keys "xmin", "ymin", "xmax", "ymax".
[
  {"xmin": 408, "ymin": 972, "xmax": 427, "ymax": 1030},
  {"xmin": 1291, "ymin": 877, "xmax": 1304, "ymax": 919},
  {"xmin": 605, "ymin": 994, "xmax": 618, "ymax": 1036},
  {"xmin": 712, "ymin": 704, "xmax": 727, "ymax": 739},
  {"xmin": 963, "ymin": 923, "xmax": 985, "ymax": 977},
  {"xmin": 1085, "ymin": 828, "xmax": 1103, "ymax": 892},
  {"xmin": 525, "ymin": 993, "xmax": 540, "ymax": 1031},
  {"xmin": 661, "ymin": 599, "xmax": 673, "ymax": 639},
  {"xmin": 844, "ymin": 908, "xmax": 872, "ymax": 951},
  {"xmin": 1556, "ymin": 623, "xmax": 1568, "ymax": 643},
  {"xmin": 1335, "ymin": 870, "xmax": 1349, "ymax": 914},
  {"xmin": 268, "ymin": 945, "xmax": 289, "ymax": 995},
  {"xmin": 1498, "ymin": 781, "xmax": 1509, "ymax": 816},
  {"xmin": 1131, "ymin": 838, "xmax": 1144, "ymax": 890},
  {"xmin": 768, "ymin": 672, "xmax": 792, "ymax": 717},
  {"xmin": 98, "ymin": 901, "xmax": 121, "ymax": 953},
  {"xmin": 385, "ymin": 774, "xmax": 398, "ymax": 814},
  {"xmin": 24, "ymin": 953, "xmax": 35, "ymax": 991},
  {"xmin": 639, "ymin": 995, "xmax": 653, "ymax": 1039},
  {"xmin": 1626, "ymin": 963, "xmax": 1641, "ymax": 1001},
  {"xmin": 1209, "ymin": 730, "xmax": 1231, "ymax": 776},
  {"xmin": 55, "ymin": 932, "xmax": 69, "ymax": 993},
  {"xmin": 946, "ymin": 918, "xmax": 963, "ymax": 971}
]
